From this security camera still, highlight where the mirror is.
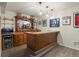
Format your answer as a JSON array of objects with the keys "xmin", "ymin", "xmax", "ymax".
[{"xmin": 17, "ymin": 20, "xmax": 31, "ymax": 29}]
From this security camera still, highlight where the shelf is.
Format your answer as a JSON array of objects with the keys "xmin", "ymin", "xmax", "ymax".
[
  {"xmin": 3, "ymin": 19, "xmax": 14, "ymax": 21},
  {"xmin": 1, "ymin": 23, "xmax": 14, "ymax": 25},
  {"xmin": 3, "ymin": 17, "xmax": 14, "ymax": 21}
]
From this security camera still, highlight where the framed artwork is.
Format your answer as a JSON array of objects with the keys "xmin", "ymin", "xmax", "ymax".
[
  {"xmin": 38, "ymin": 21, "xmax": 41, "ymax": 25},
  {"xmin": 50, "ymin": 18, "xmax": 60, "ymax": 27},
  {"xmin": 62, "ymin": 16, "xmax": 71, "ymax": 25},
  {"xmin": 42, "ymin": 20, "xmax": 47, "ymax": 27},
  {"xmin": 73, "ymin": 12, "xmax": 79, "ymax": 28}
]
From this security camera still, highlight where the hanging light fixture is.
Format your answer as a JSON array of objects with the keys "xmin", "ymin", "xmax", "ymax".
[
  {"xmin": 46, "ymin": 14, "xmax": 49, "ymax": 17},
  {"xmin": 50, "ymin": 9, "xmax": 53, "ymax": 19},
  {"xmin": 51, "ymin": 9, "xmax": 53, "ymax": 16},
  {"xmin": 39, "ymin": 2, "xmax": 42, "ymax": 15},
  {"xmin": 39, "ymin": 11, "xmax": 42, "ymax": 15},
  {"xmin": 46, "ymin": 6, "xmax": 49, "ymax": 17}
]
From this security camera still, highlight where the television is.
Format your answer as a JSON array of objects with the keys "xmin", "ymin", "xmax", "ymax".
[{"xmin": 17, "ymin": 20, "xmax": 31, "ymax": 29}]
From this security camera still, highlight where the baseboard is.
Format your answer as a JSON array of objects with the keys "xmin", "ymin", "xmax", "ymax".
[{"xmin": 58, "ymin": 43, "xmax": 79, "ymax": 51}]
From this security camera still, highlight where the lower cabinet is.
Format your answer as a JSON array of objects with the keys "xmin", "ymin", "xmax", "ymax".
[{"xmin": 13, "ymin": 32, "xmax": 27, "ymax": 46}]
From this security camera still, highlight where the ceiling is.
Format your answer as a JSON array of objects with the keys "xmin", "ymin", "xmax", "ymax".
[{"xmin": 3, "ymin": 2, "xmax": 79, "ymax": 17}]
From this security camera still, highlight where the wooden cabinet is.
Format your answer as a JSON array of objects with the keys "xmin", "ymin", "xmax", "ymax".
[
  {"xmin": 24, "ymin": 33, "xmax": 27, "ymax": 44},
  {"xmin": 13, "ymin": 32, "xmax": 25, "ymax": 46},
  {"xmin": 0, "ymin": 32, "xmax": 2, "ymax": 50},
  {"xmin": 13, "ymin": 15, "xmax": 34, "ymax": 46}
]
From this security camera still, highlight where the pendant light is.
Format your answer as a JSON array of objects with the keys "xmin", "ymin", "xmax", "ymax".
[
  {"xmin": 39, "ymin": 12, "xmax": 42, "ymax": 15},
  {"xmin": 50, "ymin": 9, "xmax": 53, "ymax": 19},
  {"xmin": 46, "ymin": 6, "xmax": 49, "ymax": 17},
  {"xmin": 39, "ymin": 2, "xmax": 42, "ymax": 15},
  {"xmin": 51, "ymin": 9, "xmax": 53, "ymax": 16}
]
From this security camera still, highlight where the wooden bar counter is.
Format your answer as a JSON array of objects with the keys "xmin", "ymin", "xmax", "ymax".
[{"xmin": 26, "ymin": 31, "xmax": 59, "ymax": 55}]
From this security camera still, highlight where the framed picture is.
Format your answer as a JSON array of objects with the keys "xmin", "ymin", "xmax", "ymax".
[
  {"xmin": 42, "ymin": 20, "xmax": 47, "ymax": 27},
  {"xmin": 38, "ymin": 21, "xmax": 41, "ymax": 25},
  {"xmin": 73, "ymin": 12, "xmax": 79, "ymax": 28},
  {"xmin": 50, "ymin": 18, "xmax": 60, "ymax": 27},
  {"xmin": 62, "ymin": 16, "xmax": 71, "ymax": 25}
]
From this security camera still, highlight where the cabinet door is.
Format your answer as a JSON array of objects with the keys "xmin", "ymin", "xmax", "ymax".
[
  {"xmin": 14, "ymin": 34, "xmax": 24, "ymax": 46},
  {"xmin": 24, "ymin": 34, "xmax": 27, "ymax": 44}
]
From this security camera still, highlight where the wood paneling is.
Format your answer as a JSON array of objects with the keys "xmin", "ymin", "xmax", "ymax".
[{"xmin": 27, "ymin": 32, "xmax": 59, "ymax": 52}]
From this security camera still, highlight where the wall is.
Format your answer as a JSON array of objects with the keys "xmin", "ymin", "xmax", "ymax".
[
  {"xmin": 57, "ymin": 5, "xmax": 79, "ymax": 50},
  {"xmin": 1, "ymin": 10, "xmax": 16, "ymax": 31},
  {"xmin": 0, "ymin": 10, "xmax": 16, "ymax": 57},
  {"xmin": 37, "ymin": 5, "xmax": 79, "ymax": 50}
]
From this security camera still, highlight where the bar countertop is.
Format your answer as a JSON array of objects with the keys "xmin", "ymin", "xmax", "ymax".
[
  {"xmin": 26, "ymin": 31, "xmax": 59, "ymax": 35},
  {"xmin": 26, "ymin": 31, "xmax": 59, "ymax": 54}
]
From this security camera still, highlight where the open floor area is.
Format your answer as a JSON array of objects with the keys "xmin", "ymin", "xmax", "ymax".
[{"xmin": 1, "ymin": 44, "xmax": 79, "ymax": 57}]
